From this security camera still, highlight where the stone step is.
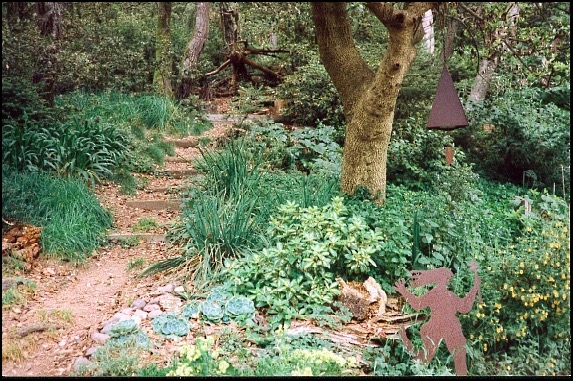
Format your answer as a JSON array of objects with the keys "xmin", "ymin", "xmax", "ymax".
[
  {"xmin": 157, "ymin": 169, "xmax": 198, "ymax": 179},
  {"xmin": 108, "ymin": 232, "xmax": 166, "ymax": 243},
  {"xmin": 205, "ymin": 113, "xmax": 272, "ymax": 123},
  {"xmin": 125, "ymin": 199, "xmax": 182, "ymax": 211},
  {"xmin": 164, "ymin": 139, "xmax": 199, "ymax": 148},
  {"xmin": 142, "ymin": 186, "xmax": 184, "ymax": 194},
  {"xmin": 165, "ymin": 156, "xmax": 191, "ymax": 163}
]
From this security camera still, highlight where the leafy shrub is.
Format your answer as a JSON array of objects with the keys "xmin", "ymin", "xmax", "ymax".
[
  {"xmin": 245, "ymin": 121, "xmax": 342, "ymax": 175},
  {"xmin": 276, "ymin": 56, "xmax": 345, "ymax": 131},
  {"xmin": 386, "ymin": 117, "xmax": 457, "ymax": 190},
  {"xmin": 462, "ymin": 191, "xmax": 570, "ymax": 375},
  {"xmin": 1, "ymin": 77, "xmax": 52, "ymax": 124},
  {"xmin": 455, "ymin": 86, "xmax": 570, "ymax": 195},
  {"xmin": 221, "ymin": 196, "xmax": 385, "ymax": 327}
]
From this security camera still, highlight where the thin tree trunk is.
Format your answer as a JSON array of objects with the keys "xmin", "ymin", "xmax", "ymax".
[
  {"xmin": 154, "ymin": 2, "xmax": 173, "ymax": 98},
  {"xmin": 183, "ymin": 2, "xmax": 210, "ymax": 72},
  {"xmin": 32, "ymin": 2, "xmax": 63, "ymax": 107}
]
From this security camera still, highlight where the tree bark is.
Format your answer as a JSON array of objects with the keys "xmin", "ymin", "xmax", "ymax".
[
  {"xmin": 183, "ymin": 2, "xmax": 210, "ymax": 73},
  {"xmin": 465, "ymin": 3, "xmax": 520, "ymax": 109},
  {"xmin": 312, "ymin": 2, "xmax": 437, "ymax": 205},
  {"xmin": 153, "ymin": 2, "xmax": 174, "ymax": 98},
  {"xmin": 32, "ymin": 2, "xmax": 64, "ymax": 107}
]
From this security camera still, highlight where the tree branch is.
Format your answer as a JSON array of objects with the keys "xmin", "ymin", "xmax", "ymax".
[{"xmin": 204, "ymin": 60, "xmax": 231, "ymax": 76}]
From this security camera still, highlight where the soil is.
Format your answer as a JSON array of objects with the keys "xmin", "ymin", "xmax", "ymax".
[{"xmin": 1, "ymin": 98, "xmax": 236, "ymax": 377}]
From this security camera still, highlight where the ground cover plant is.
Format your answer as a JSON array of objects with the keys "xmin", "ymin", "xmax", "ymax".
[{"xmin": 2, "ymin": 167, "xmax": 112, "ymax": 262}]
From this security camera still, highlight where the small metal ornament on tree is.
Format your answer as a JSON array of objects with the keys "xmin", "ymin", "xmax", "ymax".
[{"xmin": 427, "ymin": 66, "xmax": 469, "ymax": 165}]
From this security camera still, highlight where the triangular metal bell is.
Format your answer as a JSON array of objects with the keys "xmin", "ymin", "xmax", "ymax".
[{"xmin": 426, "ymin": 67, "xmax": 468, "ymax": 131}]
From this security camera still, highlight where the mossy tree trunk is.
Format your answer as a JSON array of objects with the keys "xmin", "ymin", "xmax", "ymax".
[{"xmin": 311, "ymin": 2, "xmax": 438, "ymax": 205}]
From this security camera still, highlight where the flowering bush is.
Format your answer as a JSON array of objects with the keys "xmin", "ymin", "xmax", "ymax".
[{"xmin": 463, "ymin": 192, "xmax": 570, "ymax": 375}]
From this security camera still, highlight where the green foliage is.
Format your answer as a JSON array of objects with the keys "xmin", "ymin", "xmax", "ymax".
[
  {"xmin": 1, "ymin": 278, "xmax": 36, "ymax": 306},
  {"xmin": 180, "ymin": 286, "xmax": 256, "ymax": 326},
  {"xmin": 462, "ymin": 191, "xmax": 570, "ymax": 375},
  {"xmin": 386, "ymin": 119, "xmax": 457, "ymax": 190},
  {"xmin": 194, "ymin": 138, "xmax": 262, "ymax": 198},
  {"xmin": 167, "ymin": 336, "xmax": 236, "ymax": 376},
  {"xmin": 276, "ymin": 55, "xmax": 345, "ymax": 131},
  {"xmin": 131, "ymin": 218, "xmax": 159, "ymax": 233},
  {"xmin": 2, "ymin": 168, "xmax": 112, "ymax": 261},
  {"xmin": 456, "ymin": 86, "xmax": 570, "ymax": 195},
  {"xmin": 2, "ymin": 116, "xmax": 129, "ymax": 187},
  {"xmin": 255, "ymin": 346, "xmax": 361, "ymax": 376},
  {"xmin": 221, "ymin": 196, "xmax": 385, "ymax": 327},
  {"xmin": 245, "ymin": 121, "xmax": 342, "ymax": 175},
  {"xmin": 1, "ymin": 77, "xmax": 52, "ymax": 124},
  {"xmin": 151, "ymin": 312, "xmax": 191, "ymax": 338}
]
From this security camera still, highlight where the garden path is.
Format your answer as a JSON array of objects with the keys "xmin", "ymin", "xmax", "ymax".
[{"xmin": 1, "ymin": 98, "xmax": 241, "ymax": 377}]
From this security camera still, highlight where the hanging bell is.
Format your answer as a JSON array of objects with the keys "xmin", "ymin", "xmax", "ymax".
[{"xmin": 426, "ymin": 67, "xmax": 468, "ymax": 131}]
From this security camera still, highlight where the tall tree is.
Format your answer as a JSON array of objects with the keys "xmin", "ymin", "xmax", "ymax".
[
  {"xmin": 178, "ymin": 2, "xmax": 210, "ymax": 98},
  {"xmin": 153, "ymin": 2, "xmax": 173, "ymax": 98},
  {"xmin": 182, "ymin": 3, "xmax": 210, "ymax": 73},
  {"xmin": 32, "ymin": 2, "xmax": 64, "ymax": 107},
  {"xmin": 311, "ymin": 2, "xmax": 438, "ymax": 205}
]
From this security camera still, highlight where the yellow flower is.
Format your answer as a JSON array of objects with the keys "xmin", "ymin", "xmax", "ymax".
[{"xmin": 519, "ymin": 262, "xmax": 525, "ymax": 268}]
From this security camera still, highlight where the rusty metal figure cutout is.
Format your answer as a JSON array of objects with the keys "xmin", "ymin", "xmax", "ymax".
[{"xmin": 394, "ymin": 261, "xmax": 481, "ymax": 376}]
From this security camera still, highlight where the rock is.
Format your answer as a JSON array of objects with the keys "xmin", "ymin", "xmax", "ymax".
[
  {"xmin": 143, "ymin": 303, "xmax": 161, "ymax": 312},
  {"xmin": 121, "ymin": 307, "xmax": 133, "ymax": 315},
  {"xmin": 85, "ymin": 347, "xmax": 99, "ymax": 357},
  {"xmin": 133, "ymin": 309, "xmax": 148, "ymax": 320},
  {"xmin": 129, "ymin": 316, "xmax": 142, "ymax": 326},
  {"xmin": 130, "ymin": 299, "xmax": 147, "ymax": 309},
  {"xmin": 113, "ymin": 312, "xmax": 132, "ymax": 322},
  {"xmin": 148, "ymin": 310, "xmax": 163, "ymax": 319},
  {"xmin": 173, "ymin": 286, "xmax": 185, "ymax": 293},
  {"xmin": 157, "ymin": 293, "xmax": 183, "ymax": 311},
  {"xmin": 91, "ymin": 332, "xmax": 110, "ymax": 344},
  {"xmin": 148, "ymin": 297, "xmax": 160, "ymax": 305},
  {"xmin": 156, "ymin": 283, "xmax": 175, "ymax": 294},
  {"xmin": 100, "ymin": 322, "xmax": 115, "ymax": 334},
  {"xmin": 72, "ymin": 357, "xmax": 93, "ymax": 372}
]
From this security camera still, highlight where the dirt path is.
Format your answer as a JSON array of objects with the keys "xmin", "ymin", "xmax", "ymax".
[{"xmin": 1, "ymin": 100, "xmax": 237, "ymax": 377}]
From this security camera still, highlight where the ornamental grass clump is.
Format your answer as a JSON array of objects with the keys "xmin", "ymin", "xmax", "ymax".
[{"xmin": 221, "ymin": 196, "xmax": 385, "ymax": 327}]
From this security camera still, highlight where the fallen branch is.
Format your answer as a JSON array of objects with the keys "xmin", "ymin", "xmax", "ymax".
[{"xmin": 17, "ymin": 322, "xmax": 62, "ymax": 338}]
